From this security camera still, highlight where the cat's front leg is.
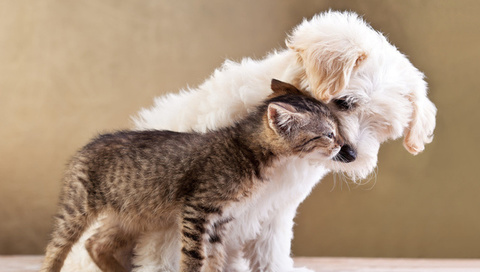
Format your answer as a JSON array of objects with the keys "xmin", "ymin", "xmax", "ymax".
[
  {"xmin": 244, "ymin": 206, "xmax": 313, "ymax": 272},
  {"xmin": 204, "ymin": 217, "xmax": 232, "ymax": 272},
  {"xmin": 179, "ymin": 212, "xmax": 207, "ymax": 272}
]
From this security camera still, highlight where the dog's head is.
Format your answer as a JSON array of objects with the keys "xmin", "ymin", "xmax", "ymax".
[{"xmin": 287, "ymin": 11, "xmax": 437, "ymax": 179}]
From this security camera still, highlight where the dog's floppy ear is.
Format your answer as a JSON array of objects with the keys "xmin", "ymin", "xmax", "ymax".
[
  {"xmin": 403, "ymin": 80, "xmax": 437, "ymax": 155},
  {"xmin": 286, "ymin": 16, "xmax": 367, "ymax": 102}
]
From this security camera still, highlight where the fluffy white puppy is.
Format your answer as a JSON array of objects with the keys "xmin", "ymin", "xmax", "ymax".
[{"xmin": 62, "ymin": 11, "xmax": 436, "ymax": 272}]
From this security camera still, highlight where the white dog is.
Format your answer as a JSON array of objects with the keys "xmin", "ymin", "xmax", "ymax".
[{"xmin": 61, "ymin": 11, "xmax": 436, "ymax": 272}]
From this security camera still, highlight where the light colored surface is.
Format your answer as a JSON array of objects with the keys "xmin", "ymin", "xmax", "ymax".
[
  {"xmin": 1, "ymin": 0, "xmax": 480, "ymax": 258},
  {"xmin": 294, "ymin": 258, "xmax": 480, "ymax": 271},
  {"xmin": 3, "ymin": 256, "xmax": 480, "ymax": 272}
]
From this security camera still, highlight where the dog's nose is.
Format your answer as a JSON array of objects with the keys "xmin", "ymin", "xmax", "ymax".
[{"xmin": 333, "ymin": 144, "xmax": 357, "ymax": 163}]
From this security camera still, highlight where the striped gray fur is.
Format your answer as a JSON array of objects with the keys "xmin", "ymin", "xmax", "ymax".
[{"xmin": 41, "ymin": 79, "xmax": 344, "ymax": 272}]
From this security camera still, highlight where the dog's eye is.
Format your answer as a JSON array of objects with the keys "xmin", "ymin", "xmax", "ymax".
[{"xmin": 333, "ymin": 98, "xmax": 355, "ymax": 111}]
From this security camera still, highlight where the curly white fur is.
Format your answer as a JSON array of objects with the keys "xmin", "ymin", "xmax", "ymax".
[{"xmin": 61, "ymin": 11, "xmax": 436, "ymax": 272}]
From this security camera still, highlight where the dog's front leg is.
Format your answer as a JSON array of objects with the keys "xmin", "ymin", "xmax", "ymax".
[
  {"xmin": 243, "ymin": 206, "xmax": 313, "ymax": 272},
  {"xmin": 132, "ymin": 225, "xmax": 181, "ymax": 272},
  {"xmin": 221, "ymin": 240, "xmax": 250, "ymax": 272}
]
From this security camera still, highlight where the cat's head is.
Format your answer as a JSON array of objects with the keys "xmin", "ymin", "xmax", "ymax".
[{"xmin": 265, "ymin": 79, "xmax": 344, "ymax": 161}]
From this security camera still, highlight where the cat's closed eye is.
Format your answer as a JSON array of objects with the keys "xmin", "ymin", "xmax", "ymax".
[
  {"xmin": 303, "ymin": 136, "xmax": 324, "ymax": 145},
  {"xmin": 302, "ymin": 133, "xmax": 335, "ymax": 147},
  {"xmin": 313, "ymin": 132, "xmax": 335, "ymax": 141}
]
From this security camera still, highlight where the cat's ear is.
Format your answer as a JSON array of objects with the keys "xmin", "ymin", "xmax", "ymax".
[
  {"xmin": 271, "ymin": 79, "xmax": 303, "ymax": 96},
  {"xmin": 267, "ymin": 102, "xmax": 304, "ymax": 134}
]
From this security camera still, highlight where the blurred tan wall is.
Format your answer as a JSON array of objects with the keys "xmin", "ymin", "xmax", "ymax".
[{"xmin": 1, "ymin": 0, "xmax": 479, "ymax": 258}]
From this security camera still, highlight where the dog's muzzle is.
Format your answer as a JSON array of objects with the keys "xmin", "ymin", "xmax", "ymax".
[{"xmin": 333, "ymin": 144, "xmax": 357, "ymax": 163}]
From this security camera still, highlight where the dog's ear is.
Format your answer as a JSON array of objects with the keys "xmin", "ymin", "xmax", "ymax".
[
  {"xmin": 403, "ymin": 81, "xmax": 437, "ymax": 155},
  {"xmin": 267, "ymin": 102, "xmax": 305, "ymax": 135},
  {"xmin": 286, "ymin": 18, "xmax": 367, "ymax": 102},
  {"xmin": 270, "ymin": 79, "xmax": 303, "ymax": 96}
]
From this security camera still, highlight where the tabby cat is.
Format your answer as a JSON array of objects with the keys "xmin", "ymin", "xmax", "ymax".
[{"xmin": 41, "ymin": 79, "xmax": 344, "ymax": 272}]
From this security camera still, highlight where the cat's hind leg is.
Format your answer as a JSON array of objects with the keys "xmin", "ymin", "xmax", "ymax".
[
  {"xmin": 85, "ymin": 219, "xmax": 136, "ymax": 272},
  {"xmin": 41, "ymin": 168, "xmax": 93, "ymax": 272}
]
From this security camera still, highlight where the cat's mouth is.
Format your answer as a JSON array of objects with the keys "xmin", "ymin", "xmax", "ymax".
[
  {"xmin": 325, "ymin": 146, "xmax": 341, "ymax": 160},
  {"xmin": 313, "ymin": 146, "xmax": 342, "ymax": 161}
]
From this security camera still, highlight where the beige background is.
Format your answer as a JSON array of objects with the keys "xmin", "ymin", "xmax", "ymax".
[{"xmin": 1, "ymin": 0, "xmax": 479, "ymax": 258}]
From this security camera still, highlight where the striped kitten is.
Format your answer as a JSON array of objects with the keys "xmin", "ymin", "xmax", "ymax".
[{"xmin": 41, "ymin": 79, "xmax": 344, "ymax": 272}]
